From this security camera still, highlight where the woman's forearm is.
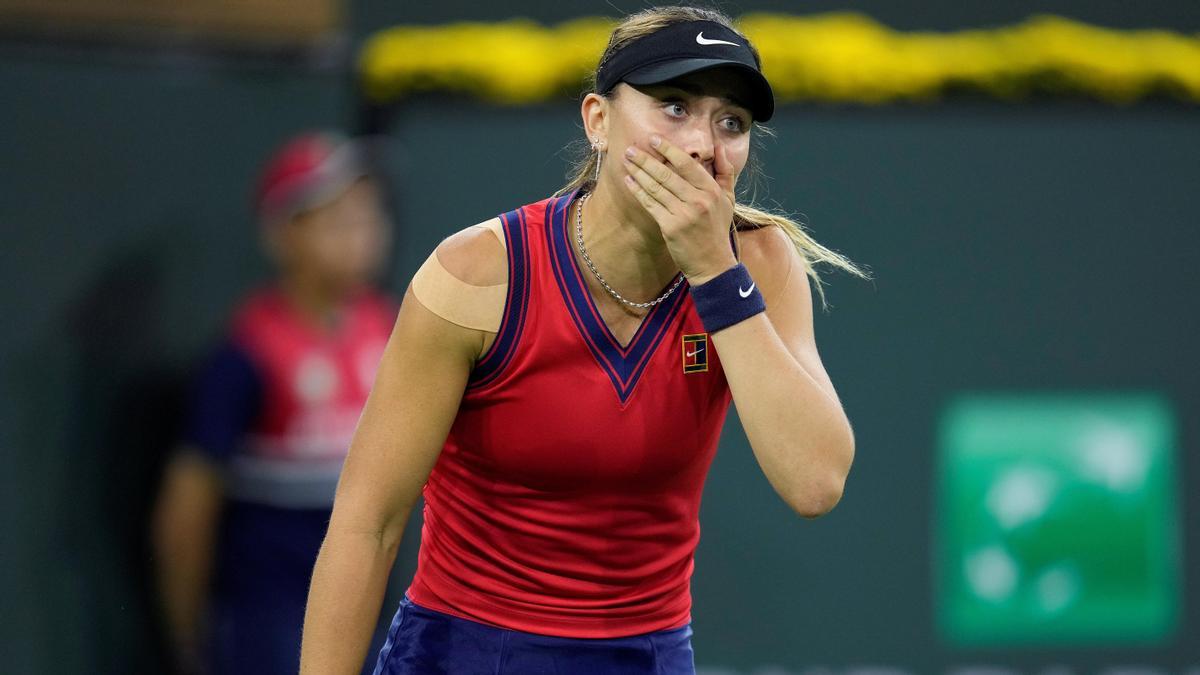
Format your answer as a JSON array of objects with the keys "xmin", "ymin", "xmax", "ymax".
[
  {"xmin": 300, "ymin": 520, "xmax": 407, "ymax": 675},
  {"xmin": 712, "ymin": 312, "xmax": 855, "ymax": 518}
]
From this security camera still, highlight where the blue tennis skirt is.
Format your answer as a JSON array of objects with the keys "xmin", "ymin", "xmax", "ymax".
[{"xmin": 372, "ymin": 595, "xmax": 696, "ymax": 675}]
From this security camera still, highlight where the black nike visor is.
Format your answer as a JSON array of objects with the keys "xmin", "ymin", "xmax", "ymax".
[{"xmin": 596, "ymin": 20, "xmax": 774, "ymax": 122}]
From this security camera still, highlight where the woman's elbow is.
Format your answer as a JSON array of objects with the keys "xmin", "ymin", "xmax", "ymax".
[
  {"xmin": 786, "ymin": 474, "xmax": 846, "ymax": 519},
  {"xmin": 787, "ymin": 438, "xmax": 854, "ymax": 519}
]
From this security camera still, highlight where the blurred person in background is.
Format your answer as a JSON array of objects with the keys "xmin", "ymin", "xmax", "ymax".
[
  {"xmin": 153, "ymin": 131, "xmax": 396, "ymax": 674},
  {"xmin": 302, "ymin": 6, "xmax": 862, "ymax": 675}
]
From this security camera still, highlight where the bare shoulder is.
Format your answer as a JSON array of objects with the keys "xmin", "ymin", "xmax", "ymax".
[
  {"xmin": 739, "ymin": 224, "xmax": 793, "ymax": 261},
  {"xmin": 737, "ymin": 225, "xmax": 820, "ymax": 350},
  {"xmin": 412, "ymin": 217, "xmax": 508, "ymax": 339},
  {"xmin": 434, "ymin": 217, "xmax": 508, "ymax": 287},
  {"xmin": 738, "ymin": 225, "xmax": 804, "ymax": 295}
]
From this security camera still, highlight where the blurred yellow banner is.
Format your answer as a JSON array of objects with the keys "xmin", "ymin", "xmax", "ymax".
[{"xmin": 359, "ymin": 13, "xmax": 1200, "ymax": 105}]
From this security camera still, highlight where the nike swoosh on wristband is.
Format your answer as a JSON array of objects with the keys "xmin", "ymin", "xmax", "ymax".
[
  {"xmin": 738, "ymin": 282, "xmax": 756, "ymax": 298},
  {"xmin": 696, "ymin": 32, "xmax": 740, "ymax": 47}
]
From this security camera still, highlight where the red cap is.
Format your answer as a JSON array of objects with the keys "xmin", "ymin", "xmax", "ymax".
[{"xmin": 254, "ymin": 131, "xmax": 368, "ymax": 224}]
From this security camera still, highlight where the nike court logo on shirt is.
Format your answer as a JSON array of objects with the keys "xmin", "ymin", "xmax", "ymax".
[
  {"xmin": 738, "ymin": 282, "xmax": 756, "ymax": 298},
  {"xmin": 686, "ymin": 347, "xmax": 704, "ymax": 358},
  {"xmin": 696, "ymin": 32, "xmax": 740, "ymax": 47}
]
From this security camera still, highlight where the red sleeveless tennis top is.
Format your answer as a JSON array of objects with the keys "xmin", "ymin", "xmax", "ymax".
[{"xmin": 406, "ymin": 191, "xmax": 733, "ymax": 638}]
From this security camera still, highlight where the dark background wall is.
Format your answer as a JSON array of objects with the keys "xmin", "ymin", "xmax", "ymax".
[{"xmin": 2, "ymin": 2, "xmax": 1198, "ymax": 673}]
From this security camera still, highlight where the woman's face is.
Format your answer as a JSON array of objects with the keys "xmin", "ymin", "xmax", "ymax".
[{"xmin": 601, "ymin": 67, "xmax": 754, "ymax": 186}]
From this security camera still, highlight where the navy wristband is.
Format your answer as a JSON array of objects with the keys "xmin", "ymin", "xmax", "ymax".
[{"xmin": 689, "ymin": 263, "xmax": 766, "ymax": 333}]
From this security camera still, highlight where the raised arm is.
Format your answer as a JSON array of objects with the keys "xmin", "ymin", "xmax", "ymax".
[
  {"xmin": 720, "ymin": 225, "xmax": 855, "ymax": 518},
  {"xmin": 300, "ymin": 224, "xmax": 505, "ymax": 674},
  {"xmin": 622, "ymin": 135, "xmax": 855, "ymax": 518}
]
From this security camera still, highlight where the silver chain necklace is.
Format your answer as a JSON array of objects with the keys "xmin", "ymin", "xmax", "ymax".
[{"xmin": 574, "ymin": 193, "xmax": 684, "ymax": 310}]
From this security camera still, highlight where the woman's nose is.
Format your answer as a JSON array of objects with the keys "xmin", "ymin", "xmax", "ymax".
[{"xmin": 678, "ymin": 120, "xmax": 715, "ymax": 163}]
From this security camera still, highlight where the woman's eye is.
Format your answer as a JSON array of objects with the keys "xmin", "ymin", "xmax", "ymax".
[
  {"xmin": 722, "ymin": 116, "xmax": 747, "ymax": 133},
  {"xmin": 664, "ymin": 102, "xmax": 686, "ymax": 117}
]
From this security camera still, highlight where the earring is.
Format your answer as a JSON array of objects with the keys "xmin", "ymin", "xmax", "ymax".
[{"xmin": 592, "ymin": 138, "xmax": 604, "ymax": 184}]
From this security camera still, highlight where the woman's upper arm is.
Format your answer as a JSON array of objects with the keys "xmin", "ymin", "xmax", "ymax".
[
  {"xmin": 330, "ymin": 224, "xmax": 507, "ymax": 538},
  {"xmin": 740, "ymin": 226, "xmax": 841, "ymax": 403}
]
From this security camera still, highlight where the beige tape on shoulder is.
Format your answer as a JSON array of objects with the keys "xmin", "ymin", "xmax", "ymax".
[
  {"xmin": 411, "ymin": 250, "xmax": 506, "ymax": 333},
  {"xmin": 476, "ymin": 217, "xmax": 506, "ymax": 251}
]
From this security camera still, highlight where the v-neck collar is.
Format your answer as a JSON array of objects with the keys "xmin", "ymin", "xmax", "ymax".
[{"xmin": 546, "ymin": 191, "xmax": 689, "ymax": 404}]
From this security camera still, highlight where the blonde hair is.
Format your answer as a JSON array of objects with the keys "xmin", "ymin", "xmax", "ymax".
[{"xmin": 557, "ymin": 5, "xmax": 868, "ymax": 304}]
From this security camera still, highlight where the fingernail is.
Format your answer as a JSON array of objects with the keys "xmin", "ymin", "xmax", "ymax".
[
  {"xmin": 650, "ymin": 135, "xmax": 661, "ymax": 147},
  {"xmin": 625, "ymin": 146, "xmax": 636, "ymax": 159}
]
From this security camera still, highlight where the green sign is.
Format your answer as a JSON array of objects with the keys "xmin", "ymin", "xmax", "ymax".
[{"xmin": 936, "ymin": 394, "xmax": 1179, "ymax": 646}]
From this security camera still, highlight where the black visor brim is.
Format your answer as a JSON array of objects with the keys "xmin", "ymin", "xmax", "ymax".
[{"xmin": 620, "ymin": 58, "xmax": 775, "ymax": 122}]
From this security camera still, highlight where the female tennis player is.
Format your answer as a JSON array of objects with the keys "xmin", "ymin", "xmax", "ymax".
[{"xmin": 301, "ymin": 6, "xmax": 862, "ymax": 674}]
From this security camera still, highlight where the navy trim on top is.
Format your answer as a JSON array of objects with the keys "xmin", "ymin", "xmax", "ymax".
[
  {"xmin": 467, "ymin": 207, "xmax": 530, "ymax": 389},
  {"xmin": 546, "ymin": 191, "xmax": 689, "ymax": 404}
]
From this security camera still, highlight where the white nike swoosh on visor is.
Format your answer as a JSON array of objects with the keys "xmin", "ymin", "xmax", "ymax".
[
  {"xmin": 696, "ymin": 32, "xmax": 740, "ymax": 47},
  {"xmin": 738, "ymin": 282, "xmax": 755, "ymax": 298}
]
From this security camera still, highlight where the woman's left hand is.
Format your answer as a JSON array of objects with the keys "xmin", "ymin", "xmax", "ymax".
[{"xmin": 622, "ymin": 134, "xmax": 739, "ymax": 284}]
